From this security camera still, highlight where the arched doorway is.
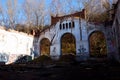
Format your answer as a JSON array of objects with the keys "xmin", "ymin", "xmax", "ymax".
[
  {"xmin": 89, "ymin": 31, "xmax": 107, "ymax": 57},
  {"xmin": 40, "ymin": 38, "xmax": 50, "ymax": 56},
  {"xmin": 61, "ymin": 33, "xmax": 76, "ymax": 55}
]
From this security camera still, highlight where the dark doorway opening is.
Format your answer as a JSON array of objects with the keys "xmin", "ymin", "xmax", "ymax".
[
  {"xmin": 89, "ymin": 31, "xmax": 107, "ymax": 58},
  {"xmin": 61, "ymin": 33, "xmax": 76, "ymax": 55},
  {"xmin": 40, "ymin": 38, "xmax": 50, "ymax": 56}
]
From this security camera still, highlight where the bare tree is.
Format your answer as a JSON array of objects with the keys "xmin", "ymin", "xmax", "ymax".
[
  {"xmin": 0, "ymin": 5, "xmax": 2, "ymax": 17},
  {"xmin": 0, "ymin": 2, "xmax": 8, "ymax": 26},
  {"xmin": 23, "ymin": 0, "xmax": 46, "ymax": 30},
  {"xmin": 65, "ymin": 0, "xmax": 76, "ymax": 13},
  {"xmin": 102, "ymin": 0, "xmax": 110, "ymax": 10},
  {"xmin": 49, "ymin": 0, "xmax": 83, "ymax": 16},
  {"xmin": 83, "ymin": 0, "xmax": 110, "ymax": 22},
  {"xmin": 49, "ymin": 0, "xmax": 64, "ymax": 16},
  {"xmin": 76, "ymin": 0, "xmax": 83, "ymax": 11},
  {"xmin": 23, "ymin": 0, "xmax": 33, "ymax": 27},
  {"xmin": 0, "ymin": 5, "xmax": 3, "ymax": 22},
  {"xmin": 5, "ymin": 0, "xmax": 19, "ymax": 29}
]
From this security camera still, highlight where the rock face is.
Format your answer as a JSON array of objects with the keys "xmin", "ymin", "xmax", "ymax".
[
  {"xmin": 112, "ymin": 0, "xmax": 120, "ymax": 61},
  {"xmin": 0, "ymin": 27, "xmax": 33, "ymax": 64}
]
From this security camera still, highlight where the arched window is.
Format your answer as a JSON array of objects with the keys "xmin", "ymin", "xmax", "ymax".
[
  {"xmin": 61, "ymin": 33, "xmax": 76, "ymax": 55},
  {"xmin": 66, "ymin": 23, "xmax": 68, "ymax": 29},
  {"xmin": 72, "ymin": 21, "xmax": 75, "ymax": 28},
  {"xmin": 40, "ymin": 38, "xmax": 50, "ymax": 56},
  {"xmin": 69, "ymin": 22, "xmax": 71, "ymax": 28},
  {"xmin": 63, "ymin": 24, "xmax": 65, "ymax": 29},
  {"xmin": 89, "ymin": 31, "xmax": 107, "ymax": 57},
  {"xmin": 60, "ymin": 24, "xmax": 62, "ymax": 30}
]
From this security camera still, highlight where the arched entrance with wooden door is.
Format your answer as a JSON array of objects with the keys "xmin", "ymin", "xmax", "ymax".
[
  {"xmin": 61, "ymin": 33, "xmax": 76, "ymax": 55},
  {"xmin": 89, "ymin": 31, "xmax": 107, "ymax": 58},
  {"xmin": 40, "ymin": 38, "xmax": 51, "ymax": 56}
]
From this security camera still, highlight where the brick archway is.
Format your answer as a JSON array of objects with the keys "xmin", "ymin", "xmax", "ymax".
[
  {"xmin": 61, "ymin": 33, "xmax": 76, "ymax": 55},
  {"xmin": 89, "ymin": 31, "xmax": 107, "ymax": 58},
  {"xmin": 40, "ymin": 38, "xmax": 51, "ymax": 56}
]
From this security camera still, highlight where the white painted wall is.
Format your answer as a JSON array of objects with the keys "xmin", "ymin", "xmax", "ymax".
[
  {"xmin": 37, "ymin": 17, "xmax": 114, "ymax": 61},
  {"xmin": 0, "ymin": 27, "xmax": 34, "ymax": 64},
  {"xmin": 37, "ymin": 18, "xmax": 90, "ymax": 60}
]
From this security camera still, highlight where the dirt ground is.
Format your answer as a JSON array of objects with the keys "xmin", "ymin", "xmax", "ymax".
[{"xmin": 0, "ymin": 58, "xmax": 120, "ymax": 80}]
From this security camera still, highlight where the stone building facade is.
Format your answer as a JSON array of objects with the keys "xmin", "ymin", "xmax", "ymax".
[{"xmin": 33, "ymin": 9, "xmax": 114, "ymax": 61}]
